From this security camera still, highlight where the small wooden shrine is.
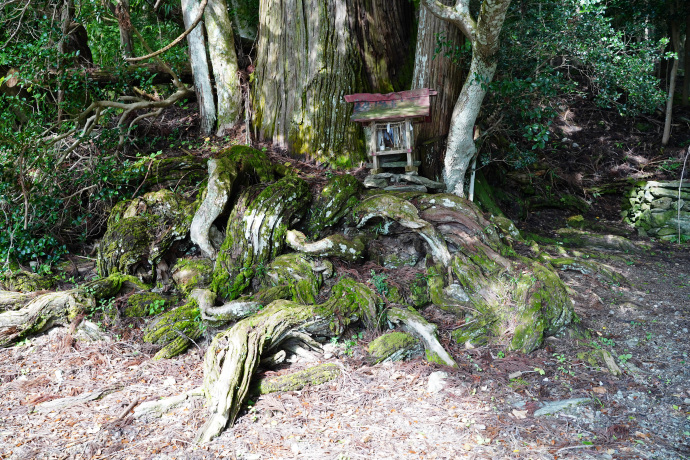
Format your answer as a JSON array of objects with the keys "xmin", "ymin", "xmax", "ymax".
[{"xmin": 345, "ymin": 88, "xmax": 437, "ymax": 174}]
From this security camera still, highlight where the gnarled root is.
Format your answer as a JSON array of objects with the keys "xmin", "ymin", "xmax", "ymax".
[
  {"xmin": 195, "ymin": 277, "xmax": 378, "ymax": 443},
  {"xmin": 0, "ymin": 275, "xmax": 126, "ymax": 347}
]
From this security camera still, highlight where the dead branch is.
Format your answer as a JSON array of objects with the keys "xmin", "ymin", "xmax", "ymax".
[{"xmin": 124, "ymin": 0, "xmax": 208, "ymax": 63}]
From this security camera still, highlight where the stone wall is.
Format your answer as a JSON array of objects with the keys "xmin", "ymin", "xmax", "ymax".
[{"xmin": 623, "ymin": 181, "xmax": 690, "ymax": 240}]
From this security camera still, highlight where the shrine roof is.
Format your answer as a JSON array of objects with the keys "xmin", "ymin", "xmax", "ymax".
[{"xmin": 344, "ymin": 88, "xmax": 437, "ymax": 123}]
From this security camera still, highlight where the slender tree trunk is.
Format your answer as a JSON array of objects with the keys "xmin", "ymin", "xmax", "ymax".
[
  {"xmin": 347, "ymin": 0, "xmax": 415, "ymax": 93},
  {"xmin": 663, "ymin": 20, "xmax": 680, "ymax": 146},
  {"xmin": 422, "ymin": 0, "xmax": 511, "ymax": 196},
  {"xmin": 682, "ymin": 13, "xmax": 689, "ymax": 107},
  {"xmin": 204, "ymin": 0, "xmax": 243, "ymax": 136},
  {"xmin": 116, "ymin": 0, "xmax": 134, "ymax": 58},
  {"xmin": 57, "ymin": 0, "xmax": 72, "ymax": 125},
  {"xmin": 252, "ymin": 0, "xmax": 364, "ymax": 167},
  {"xmin": 443, "ymin": 53, "xmax": 495, "ymax": 195},
  {"xmin": 182, "ymin": 0, "xmax": 216, "ymax": 135},
  {"xmin": 412, "ymin": 0, "xmax": 464, "ymax": 181}
]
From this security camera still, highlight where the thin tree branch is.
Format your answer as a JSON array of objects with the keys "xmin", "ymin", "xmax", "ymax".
[{"xmin": 124, "ymin": 0, "xmax": 208, "ymax": 63}]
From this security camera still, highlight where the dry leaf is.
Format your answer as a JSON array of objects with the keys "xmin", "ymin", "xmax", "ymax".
[
  {"xmin": 512, "ymin": 409, "xmax": 528, "ymax": 419},
  {"xmin": 593, "ymin": 386, "xmax": 607, "ymax": 394}
]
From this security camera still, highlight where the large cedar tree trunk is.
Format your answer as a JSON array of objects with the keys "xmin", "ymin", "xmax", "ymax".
[
  {"xmin": 412, "ymin": 0, "xmax": 465, "ymax": 181},
  {"xmin": 347, "ymin": 0, "xmax": 415, "ymax": 93},
  {"xmin": 252, "ymin": 0, "xmax": 364, "ymax": 167}
]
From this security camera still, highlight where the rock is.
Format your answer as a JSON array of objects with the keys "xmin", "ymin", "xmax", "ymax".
[
  {"xmin": 355, "ymin": 194, "xmax": 452, "ymax": 266},
  {"xmin": 384, "ymin": 184, "xmax": 427, "ymax": 192},
  {"xmin": 401, "ymin": 174, "xmax": 445, "ymax": 190},
  {"xmin": 286, "ymin": 229, "xmax": 364, "ymax": 262},
  {"xmin": 367, "ymin": 233, "xmax": 423, "ymax": 269},
  {"xmin": 444, "ymin": 284, "xmax": 470, "ymax": 303},
  {"xmin": 368, "ymin": 332, "xmax": 420, "ymax": 364},
  {"xmin": 75, "ymin": 320, "xmax": 111, "ymax": 342},
  {"xmin": 533, "ymin": 398, "xmax": 591, "ymax": 417},
  {"xmin": 427, "ymin": 371, "xmax": 449, "ymax": 393},
  {"xmin": 364, "ymin": 176, "xmax": 389, "ymax": 188}
]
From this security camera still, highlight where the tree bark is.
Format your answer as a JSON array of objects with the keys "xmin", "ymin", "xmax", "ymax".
[
  {"xmin": 347, "ymin": 0, "xmax": 415, "ymax": 93},
  {"xmin": 204, "ymin": 0, "xmax": 243, "ymax": 136},
  {"xmin": 663, "ymin": 20, "xmax": 680, "ymax": 146},
  {"xmin": 412, "ymin": 0, "xmax": 465, "ymax": 181},
  {"xmin": 181, "ymin": 0, "xmax": 216, "ymax": 135},
  {"xmin": 252, "ymin": 0, "xmax": 364, "ymax": 167},
  {"xmin": 115, "ymin": 0, "xmax": 134, "ymax": 58},
  {"xmin": 423, "ymin": 0, "xmax": 511, "ymax": 196}
]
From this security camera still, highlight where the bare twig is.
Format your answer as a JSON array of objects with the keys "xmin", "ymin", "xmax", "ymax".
[{"xmin": 124, "ymin": 0, "xmax": 209, "ymax": 63}]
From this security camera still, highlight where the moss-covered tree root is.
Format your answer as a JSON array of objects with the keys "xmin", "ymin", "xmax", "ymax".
[
  {"xmin": 211, "ymin": 175, "xmax": 311, "ymax": 300},
  {"xmin": 196, "ymin": 277, "xmax": 378, "ymax": 443},
  {"xmin": 252, "ymin": 363, "xmax": 341, "ymax": 395},
  {"xmin": 0, "ymin": 275, "xmax": 129, "ymax": 347},
  {"xmin": 387, "ymin": 307, "xmax": 457, "ymax": 367},
  {"xmin": 190, "ymin": 146, "xmax": 276, "ymax": 258}
]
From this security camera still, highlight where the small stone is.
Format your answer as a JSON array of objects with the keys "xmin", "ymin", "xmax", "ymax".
[
  {"xmin": 444, "ymin": 284, "xmax": 470, "ymax": 303},
  {"xmin": 683, "ymin": 328, "xmax": 688, "ymax": 333},
  {"xmin": 534, "ymin": 398, "xmax": 591, "ymax": 417},
  {"xmin": 427, "ymin": 371, "xmax": 449, "ymax": 393},
  {"xmin": 384, "ymin": 184, "xmax": 427, "ymax": 192},
  {"xmin": 572, "ymin": 142, "xmax": 580, "ymax": 148},
  {"xmin": 364, "ymin": 176, "xmax": 389, "ymax": 189}
]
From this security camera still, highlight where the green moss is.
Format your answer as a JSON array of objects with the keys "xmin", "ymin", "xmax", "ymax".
[
  {"xmin": 316, "ymin": 277, "xmax": 378, "ymax": 333},
  {"xmin": 451, "ymin": 319, "xmax": 493, "ymax": 347},
  {"xmin": 425, "ymin": 349, "xmax": 447, "ymax": 366},
  {"xmin": 473, "ymin": 171, "xmax": 506, "ymax": 217},
  {"xmin": 98, "ymin": 190, "xmax": 195, "ymax": 280},
  {"xmin": 305, "ymin": 174, "xmax": 362, "ymax": 239},
  {"xmin": 408, "ymin": 274, "xmax": 429, "ymax": 308},
  {"xmin": 368, "ymin": 332, "xmax": 419, "ymax": 364},
  {"xmin": 143, "ymin": 300, "xmax": 202, "ymax": 359},
  {"xmin": 125, "ymin": 292, "xmax": 175, "ymax": 317},
  {"xmin": 252, "ymin": 363, "xmax": 341, "ymax": 395},
  {"xmin": 0, "ymin": 269, "xmax": 54, "ymax": 292},
  {"xmin": 212, "ymin": 176, "xmax": 311, "ymax": 300},
  {"xmin": 172, "ymin": 258, "xmax": 214, "ymax": 295}
]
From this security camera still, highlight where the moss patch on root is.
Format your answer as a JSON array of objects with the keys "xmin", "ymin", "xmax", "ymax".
[
  {"xmin": 143, "ymin": 300, "xmax": 202, "ymax": 359},
  {"xmin": 304, "ymin": 174, "xmax": 362, "ymax": 239},
  {"xmin": 368, "ymin": 331, "xmax": 419, "ymax": 364}
]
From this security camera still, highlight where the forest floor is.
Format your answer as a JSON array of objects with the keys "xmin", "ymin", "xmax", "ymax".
[
  {"xmin": 1, "ymin": 101, "xmax": 690, "ymax": 459},
  {"xmin": 1, "ymin": 215, "xmax": 689, "ymax": 460}
]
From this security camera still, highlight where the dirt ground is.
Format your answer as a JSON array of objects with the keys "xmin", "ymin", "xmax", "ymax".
[{"xmin": 1, "ymin": 214, "xmax": 689, "ymax": 460}]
